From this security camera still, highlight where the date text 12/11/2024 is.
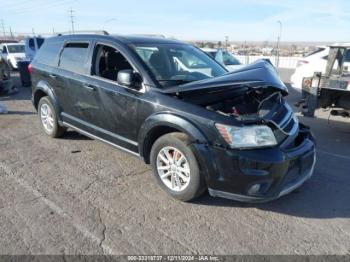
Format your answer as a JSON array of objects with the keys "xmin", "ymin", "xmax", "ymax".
[{"xmin": 127, "ymin": 255, "xmax": 220, "ymax": 261}]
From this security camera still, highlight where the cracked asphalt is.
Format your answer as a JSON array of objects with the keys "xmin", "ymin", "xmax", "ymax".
[{"xmin": 0, "ymin": 70, "xmax": 349, "ymax": 255}]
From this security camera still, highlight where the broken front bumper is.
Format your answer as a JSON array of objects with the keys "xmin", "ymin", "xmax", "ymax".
[{"xmin": 196, "ymin": 124, "xmax": 316, "ymax": 203}]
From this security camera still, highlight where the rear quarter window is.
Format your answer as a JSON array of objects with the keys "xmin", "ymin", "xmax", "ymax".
[
  {"xmin": 304, "ymin": 47, "xmax": 326, "ymax": 58},
  {"xmin": 59, "ymin": 42, "xmax": 89, "ymax": 74},
  {"xmin": 34, "ymin": 40, "xmax": 62, "ymax": 67}
]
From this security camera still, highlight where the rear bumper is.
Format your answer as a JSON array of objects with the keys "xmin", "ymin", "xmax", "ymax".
[{"xmin": 195, "ymin": 124, "xmax": 316, "ymax": 203}]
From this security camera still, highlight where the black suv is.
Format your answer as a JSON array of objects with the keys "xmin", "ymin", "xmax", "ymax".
[{"xmin": 31, "ymin": 34, "xmax": 316, "ymax": 202}]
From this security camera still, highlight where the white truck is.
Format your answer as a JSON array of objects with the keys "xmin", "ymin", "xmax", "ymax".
[{"xmin": 0, "ymin": 42, "xmax": 25, "ymax": 70}]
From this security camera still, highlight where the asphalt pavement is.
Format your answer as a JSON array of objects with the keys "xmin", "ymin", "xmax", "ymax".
[{"xmin": 0, "ymin": 70, "xmax": 349, "ymax": 255}]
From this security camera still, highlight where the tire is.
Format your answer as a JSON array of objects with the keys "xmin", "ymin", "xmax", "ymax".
[
  {"xmin": 150, "ymin": 132, "xmax": 206, "ymax": 201},
  {"xmin": 38, "ymin": 96, "xmax": 66, "ymax": 138},
  {"xmin": 8, "ymin": 60, "xmax": 14, "ymax": 71}
]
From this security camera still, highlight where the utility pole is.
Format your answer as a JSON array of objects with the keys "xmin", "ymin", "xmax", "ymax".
[
  {"xmin": 225, "ymin": 36, "xmax": 229, "ymax": 51},
  {"xmin": 276, "ymin": 20, "xmax": 282, "ymax": 68},
  {"xmin": 69, "ymin": 8, "xmax": 75, "ymax": 34},
  {"xmin": 9, "ymin": 27, "xmax": 13, "ymax": 39},
  {"xmin": 1, "ymin": 19, "xmax": 6, "ymax": 37},
  {"xmin": 32, "ymin": 28, "xmax": 35, "ymax": 36}
]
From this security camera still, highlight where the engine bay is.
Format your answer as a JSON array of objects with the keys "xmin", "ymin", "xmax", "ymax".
[{"xmin": 181, "ymin": 86, "xmax": 283, "ymax": 121}]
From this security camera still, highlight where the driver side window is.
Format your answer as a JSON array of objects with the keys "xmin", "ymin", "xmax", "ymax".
[{"xmin": 92, "ymin": 44, "xmax": 133, "ymax": 82}]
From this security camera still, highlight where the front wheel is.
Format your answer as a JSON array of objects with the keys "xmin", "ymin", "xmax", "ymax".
[{"xmin": 150, "ymin": 132, "xmax": 205, "ymax": 201}]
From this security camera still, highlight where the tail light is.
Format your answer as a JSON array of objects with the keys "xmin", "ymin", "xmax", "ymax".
[
  {"xmin": 297, "ymin": 60, "xmax": 309, "ymax": 67},
  {"xmin": 28, "ymin": 63, "xmax": 33, "ymax": 74},
  {"xmin": 347, "ymin": 80, "xmax": 350, "ymax": 90},
  {"xmin": 303, "ymin": 78, "xmax": 312, "ymax": 87}
]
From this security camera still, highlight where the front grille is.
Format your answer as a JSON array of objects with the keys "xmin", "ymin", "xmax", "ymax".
[
  {"xmin": 269, "ymin": 102, "xmax": 297, "ymax": 135},
  {"xmin": 259, "ymin": 93, "xmax": 298, "ymax": 136}
]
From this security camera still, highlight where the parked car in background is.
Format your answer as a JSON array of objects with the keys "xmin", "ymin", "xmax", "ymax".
[
  {"xmin": 31, "ymin": 34, "xmax": 315, "ymax": 203},
  {"xmin": 25, "ymin": 36, "xmax": 45, "ymax": 61},
  {"xmin": 291, "ymin": 45, "xmax": 350, "ymax": 90},
  {"xmin": 0, "ymin": 43, "xmax": 25, "ymax": 70},
  {"xmin": 202, "ymin": 48, "xmax": 243, "ymax": 71}
]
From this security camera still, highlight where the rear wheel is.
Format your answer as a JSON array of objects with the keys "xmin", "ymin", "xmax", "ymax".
[
  {"xmin": 150, "ymin": 132, "xmax": 205, "ymax": 201},
  {"xmin": 38, "ymin": 96, "xmax": 66, "ymax": 138}
]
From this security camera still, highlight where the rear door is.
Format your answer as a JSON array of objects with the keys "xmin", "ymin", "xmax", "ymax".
[{"xmin": 55, "ymin": 41, "xmax": 105, "ymax": 131}]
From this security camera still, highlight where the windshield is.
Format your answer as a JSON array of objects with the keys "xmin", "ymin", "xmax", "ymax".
[
  {"xmin": 222, "ymin": 51, "xmax": 241, "ymax": 65},
  {"xmin": 7, "ymin": 44, "xmax": 25, "ymax": 53},
  {"xmin": 133, "ymin": 44, "xmax": 227, "ymax": 87}
]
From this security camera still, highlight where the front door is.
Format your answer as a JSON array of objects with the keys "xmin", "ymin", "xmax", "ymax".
[{"xmin": 82, "ymin": 43, "xmax": 141, "ymax": 153}]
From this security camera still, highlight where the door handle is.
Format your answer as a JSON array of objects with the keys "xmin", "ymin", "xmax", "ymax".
[
  {"xmin": 83, "ymin": 83, "xmax": 96, "ymax": 91},
  {"xmin": 49, "ymin": 74, "xmax": 58, "ymax": 79}
]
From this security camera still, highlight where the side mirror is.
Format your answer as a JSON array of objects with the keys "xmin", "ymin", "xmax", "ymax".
[{"xmin": 117, "ymin": 69, "xmax": 142, "ymax": 90}]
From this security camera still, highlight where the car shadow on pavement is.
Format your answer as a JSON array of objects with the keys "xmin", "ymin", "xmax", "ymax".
[
  {"xmin": 61, "ymin": 131, "xmax": 93, "ymax": 141},
  {"xmin": 6, "ymin": 111, "xmax": 36, "ymax": 115},
  {"xmin": 193, "ymin": 176, "xmax": 350, "ymax": 219},
  {"xmin": 0, "ymin": 87, "xmax": 32, "ymax": 102}
]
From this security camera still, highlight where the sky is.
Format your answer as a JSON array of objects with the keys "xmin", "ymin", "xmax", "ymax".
[{"xmin": 0, "ymin": 0, "xmax": 349, "ymax": 42}]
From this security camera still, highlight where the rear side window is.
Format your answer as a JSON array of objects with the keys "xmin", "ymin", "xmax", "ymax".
[
  {"xmin": 37, "ymin": 38, "xmax": 45, "ymax": 49},
  {"xmin": 304, "ymin": 47, "xmax": 325, "ymax": 58},
  {"xmin": 34, "ymin": 40, "xmax": 62, "ymax": 67},
  {"xmin": 29, "ymin": 38, "xmax": 45, "ymax": 50},
  {"xmin": 59, "ymin": 42, "xmax": 89, "ymax": 74},
  {"xmin": 29, "ymin": 38, "xmax": 35, "ymax": 49}
]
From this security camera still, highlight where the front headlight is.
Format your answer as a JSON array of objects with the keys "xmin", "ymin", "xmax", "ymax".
[{"xmin": 215, "ymin": 123, "xmax": 277, "ymax": 149}]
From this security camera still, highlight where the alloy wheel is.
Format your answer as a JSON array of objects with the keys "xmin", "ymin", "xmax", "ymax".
[
  {"xmin": 156, "ymin": 146, "xmax": 191, "ymax": 192},
  {"xmin": 40, "ymin": 103, "xmax": 54, "ymax": 133}
]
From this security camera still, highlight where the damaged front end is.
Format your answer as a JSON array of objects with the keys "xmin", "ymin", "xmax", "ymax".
[
  {"xmin": 164, "ymin": 60, "xmax": 316, "ymax": 202},
  {"xmin": 164, "ymin": 60, "xmax": 298, "ymax": 146}
]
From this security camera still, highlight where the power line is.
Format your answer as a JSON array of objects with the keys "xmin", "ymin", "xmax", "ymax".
[
  {"xmin": 9, "ymin": 27, "xmax": 14, "ymax": 39},
  {"xmin": 69, "ymin": 7, "xmax": 75, "ymax": 34}
]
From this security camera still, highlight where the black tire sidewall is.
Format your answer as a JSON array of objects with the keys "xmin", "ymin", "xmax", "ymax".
[{"xmin": 150, "ymin": 133, "xmax": 204, "ymax": 201}]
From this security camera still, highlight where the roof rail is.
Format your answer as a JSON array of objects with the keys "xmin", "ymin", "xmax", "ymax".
[
  {"xmin": 57, "ymin": 30, "xmax": 109, "ymax": 36},
  {"xmin": 130, "ymin": 34, "xmax": 166, "ymax": 38}
]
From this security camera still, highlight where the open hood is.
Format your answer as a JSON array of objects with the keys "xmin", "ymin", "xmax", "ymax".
[{"xmin": 162, "ymin": 59, "xmax": 288, "ymax": 96}]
